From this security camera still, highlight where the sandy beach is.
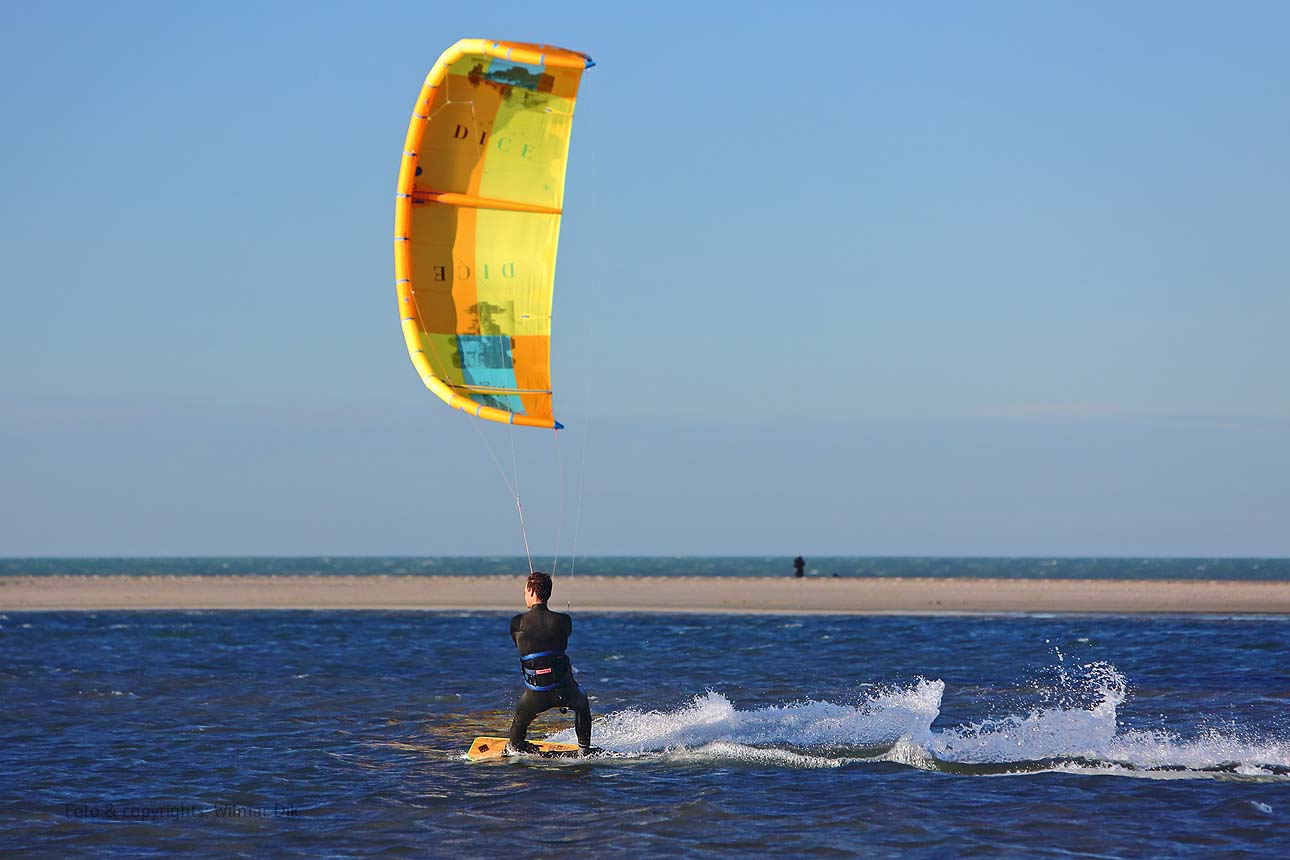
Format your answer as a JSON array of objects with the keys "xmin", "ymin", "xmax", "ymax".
[{"xmin": 2, "ymin": 575, "xmax": 1288, "ymax": 614}]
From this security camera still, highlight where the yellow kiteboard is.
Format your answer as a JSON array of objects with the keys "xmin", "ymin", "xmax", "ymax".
[{"xmin": 466, "ymin": 736, "xmax": 587, "ymax": 761}]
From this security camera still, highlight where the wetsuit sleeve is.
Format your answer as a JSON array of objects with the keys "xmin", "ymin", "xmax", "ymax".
[
  {"xmin": 510, "ymin": 614, "xmax": 521, "ymax": 645},
  {"xmin": 563, "ymin": 614, "xmax": 573, "ymax": 640}
]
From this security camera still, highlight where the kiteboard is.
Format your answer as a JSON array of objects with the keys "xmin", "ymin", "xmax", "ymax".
[{"xmin": 467, "ymin": 736, "xmax": 600, "ymax": 761}]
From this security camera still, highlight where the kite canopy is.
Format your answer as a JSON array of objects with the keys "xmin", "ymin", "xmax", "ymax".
[{"xmin": 394, "ymin": 39, "xmax": 594, "ymax": 429}]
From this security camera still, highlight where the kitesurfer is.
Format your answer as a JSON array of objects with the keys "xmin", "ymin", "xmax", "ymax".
[
  {"xmin": 793, "ymin": 556, "xmax": 805, "ymax": 578},
  {"xmin": 506, "ymin": 571, "xmax": 594, "ymax": 756}
]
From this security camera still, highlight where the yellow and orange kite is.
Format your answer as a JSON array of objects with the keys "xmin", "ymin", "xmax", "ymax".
[{"xmin": 393, "ymin": 39, "xmax": 594, "ymax": 429}]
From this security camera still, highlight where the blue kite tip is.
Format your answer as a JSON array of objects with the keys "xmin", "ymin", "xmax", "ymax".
[
  {"xmin": 554, "ymin": 420, "xmax": 565, "ymax": 430},
  {"xmin": 584, "ymin": 56, "xmax": 596, "ymax": 69}
]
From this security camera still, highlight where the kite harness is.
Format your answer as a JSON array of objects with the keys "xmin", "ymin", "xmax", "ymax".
[{"xmin": 520, "ymin": 650, "xmax": 570, "ymax": 691}]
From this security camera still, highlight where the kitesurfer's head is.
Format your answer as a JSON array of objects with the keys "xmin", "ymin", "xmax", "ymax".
[{"xmin": 525, "ymin": 571, "xmax": 553, "ymax": 606}]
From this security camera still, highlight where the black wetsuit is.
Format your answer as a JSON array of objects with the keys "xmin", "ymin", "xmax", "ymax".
[{"xmin": 507, "ymin": 603, "xmax": 592, "ymax": 749}]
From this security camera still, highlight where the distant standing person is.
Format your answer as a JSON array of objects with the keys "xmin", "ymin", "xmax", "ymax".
[{"xmin": 793, "ymin": 556, "xmax": 805, "ymax": 578}]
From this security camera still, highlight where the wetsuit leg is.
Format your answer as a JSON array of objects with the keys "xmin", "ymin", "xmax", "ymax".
[
  {"xmin": 557, "ymin": 680, "xmax": 593, "ymax": 748},
  {"xmin": 508, "ymin": 689, "xmax": 554, "ymax": 747},
  {"xmin": 573, "ymin": 692, "xmax": 592, "ymax": 749}
]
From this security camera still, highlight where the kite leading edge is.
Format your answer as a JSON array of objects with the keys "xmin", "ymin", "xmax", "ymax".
[{"xmin": 393, "ymin": 39, "xmax": 594, "ymax": 429}]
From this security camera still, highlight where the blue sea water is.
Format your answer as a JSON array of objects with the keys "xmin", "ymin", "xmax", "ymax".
[
  {"xmin": 4, "ymin": 555, "xmax": 1289, "ymax": 579},
  {"xmin": 2, "ymin": 610, "xmax": 1287, "ymax": 858}
]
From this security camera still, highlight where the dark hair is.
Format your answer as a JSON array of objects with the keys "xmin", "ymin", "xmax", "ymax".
[{"xmin": 526, "ymin": 571, "xmax": 552, "ymax": 601}]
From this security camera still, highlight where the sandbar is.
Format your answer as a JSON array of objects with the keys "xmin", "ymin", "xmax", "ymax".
[{"xmin": 2, "ymin": 575, "xmax": 1288, "ymax": 614}]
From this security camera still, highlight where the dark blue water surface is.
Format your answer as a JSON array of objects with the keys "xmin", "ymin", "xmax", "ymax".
[
  {"xmin": 4, "ymin": 555, "xmax": 1289, "ymax": 579},
  {"xmin": 2, "ymin": 611, "xmax": 1287, "ymax": 858}
]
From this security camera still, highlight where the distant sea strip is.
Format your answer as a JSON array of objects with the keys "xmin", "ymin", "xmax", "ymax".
[{"xmin": 1, "ymin": 556, "xmax": 1287, "ymax": 580}]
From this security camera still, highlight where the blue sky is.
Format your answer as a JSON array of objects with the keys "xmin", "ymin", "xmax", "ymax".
[{"xmin": 2, "ymin": 2, "xmax": 1287, "ymax": 556}]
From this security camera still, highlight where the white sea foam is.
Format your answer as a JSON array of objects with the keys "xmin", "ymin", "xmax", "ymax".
[
  {"xmin": 665, "ymin": 742, "xmax": 845, "ymax": 769},
  {"xmin": 549, "ymin": 681, "xmax": 943, "ymax": 755},
  {"xmin": 928, "ymin": 663, "xmax": 1125, "ymax": 764},
  {"xmin": 545, "ymin": 663, "xmax": 1290, "ymax": 780}
]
